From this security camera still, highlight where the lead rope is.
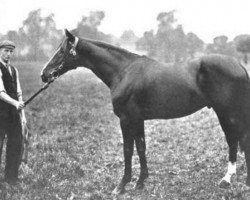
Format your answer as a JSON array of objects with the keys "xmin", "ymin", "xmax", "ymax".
[{"xmin": 24, "ymin": 78, "xmax": 55, "ymax": 106}]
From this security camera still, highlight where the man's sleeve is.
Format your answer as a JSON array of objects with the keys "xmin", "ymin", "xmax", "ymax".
[
  {"xmin": 0, "ymin": 70, "xmax": 6, "ymax": 93},
  {"xmin": 15, "ymin": 68, "xmax": 23, "ymax": 101}
]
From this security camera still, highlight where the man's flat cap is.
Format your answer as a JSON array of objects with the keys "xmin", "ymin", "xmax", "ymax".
[{"xmin": 0, "ymin": 40, "xmax": 15, "ymax": 49}]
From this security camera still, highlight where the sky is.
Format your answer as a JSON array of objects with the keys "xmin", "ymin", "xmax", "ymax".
[{"xmin": 1, "ymin": 0, "xmax": 250, "ymax": 43}]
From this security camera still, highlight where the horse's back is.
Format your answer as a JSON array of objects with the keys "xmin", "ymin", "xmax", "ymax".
[
  {"xmin": 139, "ymin": 54, "xmax": 249, "ymax": 119},
  {"xmin": 112, "ymin": 54, "xmax": 249, "ymax": 120}
]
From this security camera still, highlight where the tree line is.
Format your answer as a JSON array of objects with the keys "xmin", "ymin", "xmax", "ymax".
[
  {"xmin": 136, "ymin": 10, "xmax": 250, "ymax": 64},
  {"xmin": 0, "ymin": 9, "xmax": 114, "ymax": 61},
  {"xmin": 1, "ymin": 9, "xmax": 250, "ymax": 64}
]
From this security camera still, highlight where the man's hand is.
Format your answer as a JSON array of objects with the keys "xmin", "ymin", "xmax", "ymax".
[
  {"xmin": 21, "ymin": 112, "xmax": 27, "ymax": 124},
  {"xmin": 14, "ymin": 100, "xmax": 25, "ymax": 111}
]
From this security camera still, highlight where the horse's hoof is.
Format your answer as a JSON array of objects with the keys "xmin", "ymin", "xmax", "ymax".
[
  {"xmin": 219, "ymin": 179, "xmax": 231, "ymax": 189},
  {"xmin": 112, "ymin": 186, "xmax": 125, "ymax": 195}
]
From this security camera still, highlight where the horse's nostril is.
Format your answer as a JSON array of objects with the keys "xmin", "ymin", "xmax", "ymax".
[{"xmin": 51, "ymin": 71, "xmax": 59, "ymax": 78}]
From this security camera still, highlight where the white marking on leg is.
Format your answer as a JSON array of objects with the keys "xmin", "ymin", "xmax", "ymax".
[{"xmin": 222, "ymin": 162, "xmax": 236, "ymax": 183}]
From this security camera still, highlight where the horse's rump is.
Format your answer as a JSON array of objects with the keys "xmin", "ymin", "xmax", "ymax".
[{"xmin": 197, "ymin": 55, "xmax": 249, "ymax": 111}]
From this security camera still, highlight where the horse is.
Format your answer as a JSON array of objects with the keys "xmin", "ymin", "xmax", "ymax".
[{"xmin": 41, "ymin": 29, "xmax": 250, "ymax": 194}]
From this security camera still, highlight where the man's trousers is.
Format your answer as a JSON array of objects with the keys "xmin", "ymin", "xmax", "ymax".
[{"xmin": 0, "ymin": 113, "xmax": 23, "ymax": 183}]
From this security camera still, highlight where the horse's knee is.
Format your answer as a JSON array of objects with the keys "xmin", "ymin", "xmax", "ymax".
[
  {"xmin": 124, "ymin": 147, "xmax": 134, "ymax": 158},
  {"xmin": 137, "ymin": 148, "xmax": 146, "ymax": 157}
]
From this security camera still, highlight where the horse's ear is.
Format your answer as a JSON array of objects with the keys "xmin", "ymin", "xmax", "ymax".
[{"xmin": 65, "ymin": 29, "xmax": 75, "ymax": 43}]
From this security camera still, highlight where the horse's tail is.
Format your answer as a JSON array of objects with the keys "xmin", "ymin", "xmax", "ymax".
[{"xmin": 239, "ymin": 62, "xmax": 250, "ymax": 81}]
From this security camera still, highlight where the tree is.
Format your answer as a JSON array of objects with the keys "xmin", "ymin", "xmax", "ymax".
[
  {"xmin": 155, "ymin": 11, "xmax": 189, "ymax": 62},
  {"xmin": 172, "ymin": 25, "xmax": 188, "ymax": 61},
  {"xmin": 234, "ymin": 34, "xmax": 250, "ymax": 64},
  {"xmin": 19, "ymin": 9, "xmax": 62, "ymax": 61},
  {"xmin": 155, "ymin": 11, "xmax": 176, "ymax": 62},
  {"xmin": 136, "ymin": 10, "xmax": 203, "ymax": 62},
  {"xmin": 186, "ymin": 32, "xmax": 204, "ymax": 58},
  {"xmin": 120, "ymin": 30, "xmax": 138, "ymax": 45},
  {"xmin": 72, "ymin": 11, "xmax": 112, "ymax": 43},
  {"xmin": 136, "ymin": 30, "xmax": 156, "ymax": 57},
  {"xmin": 21, "ymin": 9, "xmax": 45, "ymax": 60},
  {"xmin": 40, "ymin": 13, "xmax": 63, "ymax": 58},
  {"xmin": 157, "ymin": 10, "xmax": 177, "ymax": 32},
  {"xmin": 206, "ymin": 35, "xmax": 235, "ymax": 56}
]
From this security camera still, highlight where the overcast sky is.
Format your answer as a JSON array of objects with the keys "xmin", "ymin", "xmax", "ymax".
[{"xmin": 1, "ymin": 0, "xmax": 250, "ymax": 43}]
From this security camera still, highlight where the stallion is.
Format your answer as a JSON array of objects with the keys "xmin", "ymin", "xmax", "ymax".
[{"xmin": 41, "ymin": 29, "xmax": 250, "ymax": 194}]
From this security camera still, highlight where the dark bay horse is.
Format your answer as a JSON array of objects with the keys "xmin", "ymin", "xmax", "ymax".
[{"xmin": 41, "ymin": 29, "xmax": 250, "ymax": 194}]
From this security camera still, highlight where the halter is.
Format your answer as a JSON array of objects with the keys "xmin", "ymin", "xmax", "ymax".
[{"xmin": 50, "ymin": 37, "xmax": 79, "ymax": 79}]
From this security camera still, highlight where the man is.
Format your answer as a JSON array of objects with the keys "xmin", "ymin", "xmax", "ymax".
[{"xmin": 0, "ymin": 40, "xmax": 26, "ymax": 184}]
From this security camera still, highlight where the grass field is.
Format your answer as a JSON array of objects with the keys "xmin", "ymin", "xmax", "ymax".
[{"xmin": 0, "ymin": 62, "xmax": 250, "ymax": 199}]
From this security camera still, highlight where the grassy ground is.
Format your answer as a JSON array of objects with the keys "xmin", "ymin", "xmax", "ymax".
[{"xmin": 0, "ymin": 62, "xmax": 250, "ymax": 199}]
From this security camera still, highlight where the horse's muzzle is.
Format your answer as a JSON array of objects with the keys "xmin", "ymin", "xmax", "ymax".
[{"xmin": 41, "ymin": 74, "xmax": 49, "ymax": 83}]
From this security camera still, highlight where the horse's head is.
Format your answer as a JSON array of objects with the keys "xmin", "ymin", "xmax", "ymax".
[{"xmin": 41, "ymin": 29, "xmax": 80, "ymax": 83}]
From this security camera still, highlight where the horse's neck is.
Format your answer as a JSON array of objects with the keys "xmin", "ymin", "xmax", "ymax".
[{"xmin": 77, "ymin": 39, "xmax": 138, "ymax": 88}]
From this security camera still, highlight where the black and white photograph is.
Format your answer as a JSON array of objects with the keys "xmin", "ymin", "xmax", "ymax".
[{"xmin": 1, "ymin": 0, "xmax": 250, "ymax": 199}]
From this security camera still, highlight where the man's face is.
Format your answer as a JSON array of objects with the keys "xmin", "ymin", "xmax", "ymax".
[{"xmin": 0, "ymin": 47, "xmax": 14, "ymax": 63}]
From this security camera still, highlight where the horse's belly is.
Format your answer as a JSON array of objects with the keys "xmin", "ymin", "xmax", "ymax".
[{"xmin": 141, "ymin": 88, "xmax": 206, "ymax": 120}]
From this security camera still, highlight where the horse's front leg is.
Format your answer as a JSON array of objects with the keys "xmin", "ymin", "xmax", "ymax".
[
  {"xmin": 134, "ymin": 120, "xmax": 148, "ymax": 190},
  {"xmin": 113, "ymin": 118, "xmax": 134, "ymax": 194}
]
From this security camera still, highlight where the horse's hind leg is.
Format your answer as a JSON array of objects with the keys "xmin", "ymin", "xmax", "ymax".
[{"xmin": 216, "ymin": 112, "xmax": 241, "ymax": 188}]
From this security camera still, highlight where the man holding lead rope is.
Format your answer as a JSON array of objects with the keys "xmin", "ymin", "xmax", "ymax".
[{"xmin": 0, "ymin": 40, "xmax": 26, "ymax": 184}]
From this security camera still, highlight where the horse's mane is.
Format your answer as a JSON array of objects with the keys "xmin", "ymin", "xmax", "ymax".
[{"xmin": 84, "ymin": 38, "xmax": 141, "ymax": 59}]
